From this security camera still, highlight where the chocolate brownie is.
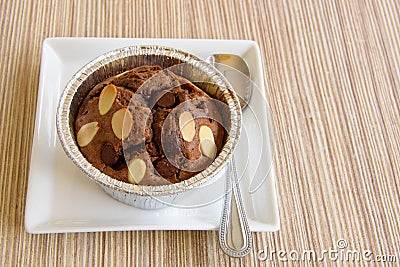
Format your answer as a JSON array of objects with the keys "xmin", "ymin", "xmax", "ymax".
[{"xmin": 74, "ymin": 65, "xmax": 226, "ymax": 185}]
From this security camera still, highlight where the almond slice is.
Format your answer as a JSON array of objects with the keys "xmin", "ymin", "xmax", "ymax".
[
  {"xmin": 199, "ymin": 125, "xmax": 215, "ymax": 142},
  {"xmin": 127, "ymin": 158, "xmax": 147, "ymax": 184},
  {"xmin": 179, "ymin": 111, "xmax": 196, "ymax": 142},
  {"xmin": 77, "ymin": 122, "xmax": 99, "ymax": 147},
  {"xmin": 111, "ymin": 108, "xmax": 133, "ymax": 139},
  {"xmin": 98, "ymin": 84, "xmax": 117, "ymax": 115},
  {"xmin": 200, "ymin": 139, "xmax": 217, "ymax": 158},
  {"xmin": 199, "ymin": 125, "xmax": 217, "ymax": 158}
]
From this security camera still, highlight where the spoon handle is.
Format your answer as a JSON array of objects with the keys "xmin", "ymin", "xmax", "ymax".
[{"xmin": 219, "ymin": 155, "xmax": 252, "ymax": 257}]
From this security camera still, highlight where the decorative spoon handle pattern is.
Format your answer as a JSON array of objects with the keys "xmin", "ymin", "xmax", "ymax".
[{"xmin": 219, "ymin": 155, "xmax": 252, "ymax": 257}]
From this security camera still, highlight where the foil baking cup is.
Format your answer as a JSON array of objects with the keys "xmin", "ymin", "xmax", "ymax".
[{"xmin": 56, "ymin": 46, "xmax": 241, "ymax": 209}]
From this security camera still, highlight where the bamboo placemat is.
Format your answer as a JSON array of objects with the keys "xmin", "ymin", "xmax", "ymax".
[{"xmin": 0, "ymin": 0, "xmax": 399, "ymax": 266}]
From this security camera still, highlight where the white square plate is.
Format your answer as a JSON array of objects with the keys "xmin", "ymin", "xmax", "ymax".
[{"xmin": 25, "ymin": 38, "xmax": 279, "ymax": 233}]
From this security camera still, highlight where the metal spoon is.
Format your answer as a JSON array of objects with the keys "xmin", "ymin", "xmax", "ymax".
[{"xmin": 207, "ymin": 54, "xmax": 252, "ymax": 257}]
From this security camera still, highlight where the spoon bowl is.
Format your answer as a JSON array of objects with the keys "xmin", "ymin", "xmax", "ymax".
[{"xmin": 207, "ymin": 54, "xmax": 252, "ymax": 109}]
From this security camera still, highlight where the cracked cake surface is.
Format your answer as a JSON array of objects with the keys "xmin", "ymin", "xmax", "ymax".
[{"xmin": 74, "ymin": 65, "xmax": 226, "ymax": 185}]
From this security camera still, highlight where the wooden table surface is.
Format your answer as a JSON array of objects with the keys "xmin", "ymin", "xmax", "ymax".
[{"xmin": 1, "ymin": 0, "xmax": 399, "ymax": 266}]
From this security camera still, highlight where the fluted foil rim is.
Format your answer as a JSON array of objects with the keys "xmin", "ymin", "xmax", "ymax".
[{"xmin": 56, "ymin": 45, "xmax": 241, "ymax": 197}]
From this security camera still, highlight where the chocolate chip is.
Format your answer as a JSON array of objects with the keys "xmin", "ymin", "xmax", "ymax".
[
  {"xmin": 157, "ymin": 92, "xmax": 175, "ymax": 108},
  {"xmin": 154, "ymin": 158, "xmax": 178, "ymax": 178},
  {"xmin": 112, "ymin": 157, "xmax": 127, "ymax": 171},
  {"xmin": 101, "ymin": 143, "xmax": 119, "ymax": 166}
]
